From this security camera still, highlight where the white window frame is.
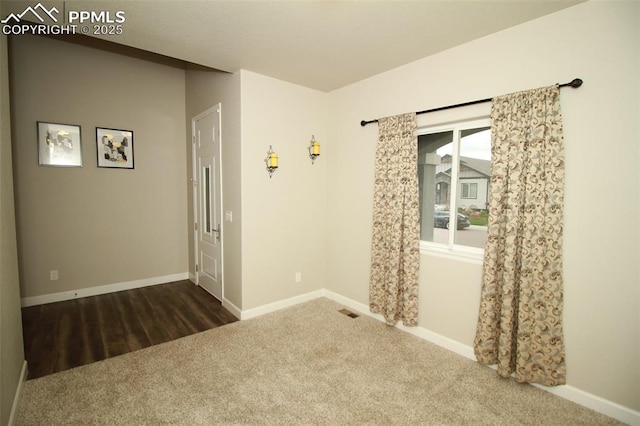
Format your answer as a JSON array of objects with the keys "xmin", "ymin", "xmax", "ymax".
[{"xmin": 418, "ymin": 117, "xmax": 490, "ymax": 263}]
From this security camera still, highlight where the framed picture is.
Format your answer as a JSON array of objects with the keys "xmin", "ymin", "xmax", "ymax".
[
  {"xmin": 96, "ymin": 127, "xmax": 134, "ymax": 169},
  {"xmin": 37, "ymin": 121, "xmax": 83, "ymax": 167}
]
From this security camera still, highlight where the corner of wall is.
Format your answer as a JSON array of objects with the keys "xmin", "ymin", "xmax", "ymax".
[{"xmin": 1, "ymin": 31, "xmax": 26, "ymax": 426}]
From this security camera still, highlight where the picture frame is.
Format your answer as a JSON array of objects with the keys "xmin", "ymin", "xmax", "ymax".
[
  {"xmin": 37, "ymin": 121, "xmax": 83, "ymax": 167},
  {"xmin": 96, "ymin": 127, "xmax": 134, "ymax": 169}
]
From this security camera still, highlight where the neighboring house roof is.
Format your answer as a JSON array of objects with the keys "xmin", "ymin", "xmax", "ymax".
[
  {"xmin": 435, "ymin": 155, "xmax": 491, "ymax": 179},
  {"xmin": 460, "ymin": 156, "xmax": 491, "ymax": 177}
]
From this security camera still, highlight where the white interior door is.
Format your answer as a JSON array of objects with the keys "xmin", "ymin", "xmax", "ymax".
[{"xmin": 193, "ymin": 104, "xmax": 222, "ymax": 301}]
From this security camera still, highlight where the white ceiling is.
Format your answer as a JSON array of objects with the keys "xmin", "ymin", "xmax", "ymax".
[{"xmin": 8, "ymin": 0, "xmax": 584, "ymax": 92}]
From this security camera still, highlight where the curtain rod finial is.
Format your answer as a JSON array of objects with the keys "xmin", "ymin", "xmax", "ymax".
[
  {"xmin": 570, "ymin": 78, "xmax": 583, "ymax": 88},
  {"xmin": 360, "ymin": 120, "xmax": 367, "ymax": 127}
]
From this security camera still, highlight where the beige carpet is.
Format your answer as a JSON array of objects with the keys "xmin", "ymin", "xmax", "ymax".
[{"xmin": 17, "ymin": 298, "xmax": 620, "ymax": 425}]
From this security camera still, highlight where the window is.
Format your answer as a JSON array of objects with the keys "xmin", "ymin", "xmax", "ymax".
[
  {"xmin": 203, "ymin": 165, "xmax": 212, "ymax": 234},
  {"xmin": 461, "ymin": 182, "xmax": 478, "ymax": 199},
  {"xmin": 417, "ymin": 118, "xmax": 491, "ymax": 253}
]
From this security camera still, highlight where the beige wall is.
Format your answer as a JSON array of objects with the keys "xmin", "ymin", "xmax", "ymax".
[
  {"xmin": 0, "ymin": 32, "xmax": 25, "ymax": 426},
  {"xmin": 240, "ymin": 70, "xmax": 328, "ymax": 310},
  {"xmin": 10, "ymin": 34, "xmax": 189, "ymax": 298},
  {"xmin": 326, "ymin": 1, "xmax": 639, "ymax": 412},
  {"xmin": 185, "ymin": 69, "xmax": 243, "ymax": 309},
  {"xmin": 186, "ymin": 69, "xmax": 329, "ymax": 312}
]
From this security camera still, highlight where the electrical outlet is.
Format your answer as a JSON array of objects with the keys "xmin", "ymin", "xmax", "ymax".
[
  {"xmin": 295, "ymin": 272, "xmax": 302, "ymax": 283},
  {"xmin": 49, "ymin": 270, "xmax": 59, "ymax": 281}
]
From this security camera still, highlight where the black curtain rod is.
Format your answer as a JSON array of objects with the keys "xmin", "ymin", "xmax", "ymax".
[{"xmin": 359, "ymin": 78, "xmax": 583, "ymax": 127}]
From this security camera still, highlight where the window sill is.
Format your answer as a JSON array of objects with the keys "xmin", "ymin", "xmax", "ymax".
[{"xmin": 419, "ymin": 241, "xmax": 484, "ymax": 265}]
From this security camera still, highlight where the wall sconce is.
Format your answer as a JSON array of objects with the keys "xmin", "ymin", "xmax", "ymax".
[
  {"xmin": 308, "ymin": 135, "xmax": 320, "ymax": 165},
  {"xmin": 264, "ymin": 145, "xmax": 278, "ymax": 178}
]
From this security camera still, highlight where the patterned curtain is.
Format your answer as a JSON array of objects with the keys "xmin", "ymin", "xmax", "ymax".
[
  {"xmin": 369, "ymin": 112, "xmax": 420, "ymax": 326},
  {"xmin": 474, "ymin": 85, "xmax": 566, "ymax": 386}
]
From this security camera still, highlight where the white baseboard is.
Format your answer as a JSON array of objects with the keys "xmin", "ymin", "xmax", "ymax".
[
  {"xmin": 532, "ymin": 383, "xmax": 640, "ymax": 426},
  {"xmin": 323, "ymin": 289, "xmax": 477, "ymax": 360},
  {"xmin": 222, "ymin": 298, "xmax": 241, "ymax": 319},
  {"xmin": 241, "ymin": 289, "xmax": 639, "ymax": 426},
  {"xmin": 240, "ymin": 290, "xmax": 325, "ymax": 320},
  {"xmin": 8, "ymin": 360, "xmax": 27, "ymax": 426},
  {"xmin": 20, "ymin": 272, "xmax": 190, "ymax": 307}
]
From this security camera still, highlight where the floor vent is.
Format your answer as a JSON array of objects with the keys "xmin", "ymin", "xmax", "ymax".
[{"xmin": 339, "ymin": 308, "xmax": 359, "ymax": 319}]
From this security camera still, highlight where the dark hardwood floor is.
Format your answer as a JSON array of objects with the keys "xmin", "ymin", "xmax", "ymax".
[{"xmin": 21, "ymin": 280, "xmax": 238, "ymax": 379}]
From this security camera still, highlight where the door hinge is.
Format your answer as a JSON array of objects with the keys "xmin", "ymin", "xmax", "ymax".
[
  {"xmin": 194, "ymin": 222, "xmax": 198, "ymax": 231},
  {"xmin": 195, "ymin": 264, "xmax": 199, "ymax": 272}
]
